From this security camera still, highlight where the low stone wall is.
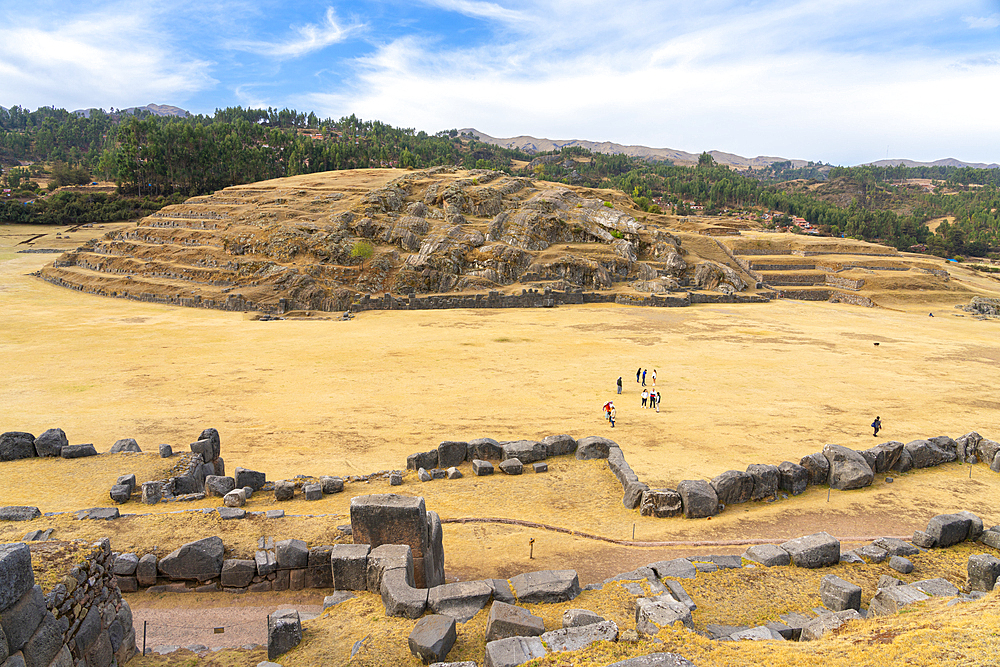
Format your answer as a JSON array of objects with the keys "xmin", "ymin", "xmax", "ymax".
[
  {"xmin": 349, "ymin": 288, "xmax": 618, "ymax": 313},
  {"xmin": 0, "ymin": 538, "xmax": 136, "ymax": 667},
  {"xmin": 825, "ymin": 275, "xmax": 865, "ymax": 290},
  {"xmin": 792, "ymin": 249, "xmax": 898, "ymax": 257}
]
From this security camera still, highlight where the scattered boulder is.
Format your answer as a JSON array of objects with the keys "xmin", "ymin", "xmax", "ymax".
[
  {"xmin": 975, "ymin": 438, "xmax": 1000, "ymax": 466},
  {"xmin": 158, "ymin": 444, "xmax": 172, "ymax": 458},
  {"xmin": 649, "ymin": 558, "xmax": 696, "ymax": 580},
  {"xmin": 428, "ymin": 580, "xmax": 493, "ymax": 622},
  {"xmin": 877, "ymin": 574, "xmax": 903, "ymax": 589},
  {"xmin": 563, "ymin": 609, "xmax": 606, "ymax": 628},
  {"xmin": 542, "ymin": 434, "xmax": 577, "ymax": 457},
  {"xmin": 904, "ymin": 438, "xmax": 956, "ymax": 469},
  {"xmin": 541, "ymin": 620, "xmax": 619, "ymax": 652},
  {"xmin": 799, "ymin": 452, "xmax": 829, "ymax": 485},
  {"xmin": 676, "ymin": 480, "xmax": 718, "ymax": 518},
  {"xmin": 409, "ymin": 614, "xmax": 457, "ymax": 664},
  {"xmin": 418, "ymin": 468, "xmax": 433, "ymax": 482},
  {"xmin": 575, "ymin": 436, "xmax": 618, "ymax": 460},
  {"xmin": 158, "ymin": 536, "xmax": 225, "ymax": 581},
  {"xmin": 319, "ymin": 476, "xmax": 344, "ymax": 494},
  {"xmin": 777, "ymin": 461, "xmax": 808, "ymax": 496},
  {"xmin": 274, "ymin": 481, "xmax": 294, "ymax": 501},
  {"xmin": 303, "ymin": 483, "xmax": 322, "ymax": 500},
  {"xmin": 823, "ymin": 444, "xmax": 873, "ymax": 490},
  {"xmin": 223, "ymin": 489, "xmax": 246, "ymax": 508},
  {"xmin": 639, "ymin": 489, "xmax": 682, "ymax": 518},
  {"xmin": 531, "ymin": 462, "xmax": 546, "ymax": 473},
  {"xmin": 437, "ymin": 441, "xmax": 468, "ymax": 468},
  {"xmin": 912, "ymin": 530, "xmax": 935, "ymax": 549},
  {"xmin": 109, "ymin": 484, "xmax": 131, "ymax": 504},
  {"xmin": 389, "ymin": 472, "xmax": 402, "ymax": 486},
  {"xmin": 743, "ymin": 544, "xmax": 790, "ymax": 567},
  {"xmin": 746, "ymin": 464, "xmax": 779, "ymax": 501},
  {"xmin": 467, "ymin": 438, "xmax": 503, "ymax": 461},
  {"xmin": 472, "ymin": 459, "xmax": 495, "ymax": 476},
  {"xmin": 800, "ymin": 609, "xmax": 861, "ymax": 640},
  {"xmin": 911, "ymin": 578, "xmax": 960, "ymax": 597},
  {"xmin": 485, "ymin": 601, "xmax": 545, "ymax": 641},
  {"xmin": 204, "ymin": 475, "xmax": 236, "ymax": 498},
  {"xmin": 501, "ymin": 440, "xmax": 547, "ymax": 464},
  {"xmin": 926, "ymin": 513, "xmax": 972, "ymax": 548},
  {"xmin": 872, "ymin": 537, "xmax": 919, "ymax": 557},
  {"xmin": 891, "ymin": 448, "xmax": 913, "ymax": 473},
  {"xmin": 499, "ymin": 458, "xmax": 523, "ymax": 475},
  {"xmin": 141, "ymin": 482, "xmax": 163, "ymax": 505},
  {"xmin": 510, "ymin": 570, "xmax": 581, "ymax": 603},
  {"xmin": 60, "ymin": 444, "xmax": 97, "ymax": 459},
  {"xmin": 956, "ymin": 510, "xmax": 984, "ymax": 541},
  {"xmin": 819, "ymin": 575, "xmax": 861, "ymax": 611},
  {"xmin": 635, "ymin": 596, "xmax": 693, "ymax": 635},
  {"xmin": 868, "ymin": 585, "xmax": 929, "ymax": 617},
  {"xmin": 33, "ymin": 429, "xmax": 67, "ymax": 457},
  {"xmin": 267, "ymin": 609, "xmax": 301, "ymax": 661},
  {"xmin": 447, "ymin": 467, "xmax": 464, "ymax": 479},
  {"xmin": 0, "ymin": 506, "xmax": 42, "ymax": 522},
  {"xmin": 0, "ymin": 432, "xmax": 36, "ymax": 461},
  {"xmin": 235, "ymin": 467, "xmax": 266, "ymax": 491},
  {"xmin": 967, "ymin": 554, "xmax": 1000, "ymax": 592},
  {"xmin": 483, "ymin": 636, "xmax": 546, "ymax": 667},
  {"xmin": 109, "ymin": 438, "xmax": 141, "ymax": 453},
  {"xmin": 889, "ymin": 556, "xmax": 914, "ymax": 574},
  {"xmin": 710, "ymin": 470, "xmax": 753, "ymax": 506},
  {"xmin": 780, "ymin": 532, "xmax": 840, "ymax": 568}
]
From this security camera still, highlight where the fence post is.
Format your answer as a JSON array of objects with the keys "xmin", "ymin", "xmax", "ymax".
[{"xmin": 142, "ymin": 620, "xmax": 147, "ymax": 656}]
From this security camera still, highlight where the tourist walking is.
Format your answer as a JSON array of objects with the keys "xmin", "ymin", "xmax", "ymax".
[
  {"xmin": 636, "ymin": 367, "xmax": 641, "ymax": 383},
  {"xmin": 617, "ymin": 377, "xmax": 622, "ymax": 394},
  {"xmin": 642, "ymin": 369, "xmax": 647, "ymax": 386},
  {"xmin": 872, "ymin": 416, "xmax": 881, "ymax": 437},
  {"xmin": 604, "ymin": 401, "xmax": 613, "ymax": 421},
  {"xmin": 641, "ymin": 388, "xmax": 649, "ymax": 408},
  {"xmin": 609, "ymin": 404, "xmax": 616, "ymax": 428},
  {"xmin": 648, "ymin": 389, "xmax": 656, "ymax": 410},
  {"xmin": 655, "ymin": 390, "xmax": 661, "ymax": 413},
  {"xmin": 652, "ymin": 369, "xmax": 657, "ymax": 386}
]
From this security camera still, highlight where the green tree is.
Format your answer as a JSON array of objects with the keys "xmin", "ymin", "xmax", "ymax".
[{"xmin": 351, "ymin": 240, "xmax": 375, "ymax": 270}]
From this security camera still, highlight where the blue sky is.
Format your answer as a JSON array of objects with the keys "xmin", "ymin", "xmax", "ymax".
[{"xmin": 1, "ymin": 0, "xmax": 998, "ymax": 165}]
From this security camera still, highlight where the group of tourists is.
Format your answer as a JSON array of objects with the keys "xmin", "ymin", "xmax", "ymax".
[
  {"xmin": 606, "ymin": 366, "xmax": 662, "ymax": 427},
  {"xmin": 641, "ymin": 387, "xmax": 661, "ymax": 412}
]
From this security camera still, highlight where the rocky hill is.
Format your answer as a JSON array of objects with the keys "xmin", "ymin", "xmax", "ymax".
[{"xmin": 39, "ymin": 167, "xmax": 754, "ymax": 313}]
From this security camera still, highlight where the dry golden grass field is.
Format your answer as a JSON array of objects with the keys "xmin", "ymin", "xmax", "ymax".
[{"xmin": 3, "ymin": 216, "xmax": 1000, "ymax": 666}]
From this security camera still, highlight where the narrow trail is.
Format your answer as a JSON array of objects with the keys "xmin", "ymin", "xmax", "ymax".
[{"xmin": 441, "ymin": 516, "xmax": 909, "ymax": 547}]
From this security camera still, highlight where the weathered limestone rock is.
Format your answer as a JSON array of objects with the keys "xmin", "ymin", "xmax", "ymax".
[
  {"xmin": 140, "ymin": 481, "xmax": 163, "ymax": 505},
  {"xmin": 710, "ymin": 470, "xmax": 753, "ymax": 506},
  {"xmin": 542, "ymin": 434, "xmax": 577, "ymax": 457},
  {"xmin": 510, "ymin": 570, "xmax": 581, "ymax": 603},
  {"xmin": 274, "ymin": 481, "xmax": 294, "ymax": 501},
  {"xmin": 911, "ymin": 578, "xmax": 960, "ymax": 597},
  {"xmin": 306, "ymin": 546, "xmax": 334, "ymax": 588},
  {"xmin": 0, "ymin": 507, "xmax": 42, "ymax": 522},
  {"xmin": 676, "ymin": 480, "xmax": 718, "ymax": 518},
  {"xmin": 777, "ymin": 461, "xmax": 808, "ymax": 496},
  {"xmin": 158, "ymin": 536, "xmax": 224, "ymax": 581},
  {"xmin": 663, "ymin": 580, "xmax": 696, "ymax": 611},
  {"xmin": 800, "ymin": 609, "xmax": 861, "ymax": 639},
  {"xmin": 531, "ymin": 462, "xmax": 546, "ymax": 473},
  {"xmin": 158, "ymin": 443, "xmax": 172, "ymax": 458},
  {"xmin": 635, "ymin": 596, "xmax": 693, "ymax": 635},
  {"xmin": 562, "ymin": 609, "xmax": 606, "ymax": 628},
  {"xmin": 267, "ymin": 609, "xmax": 301, "ymax": 661},
  {"xmin": 639, "ymin": 489, "xmax": 682, "ymax": 518},
  {"xmin": 889, "ymin": 556, "xmax": 914, "ymax": 574},
  {"xmin": 648, "ymin": 558, "xmax": 697, "ymax": 580},
  {"xmin": 485, "ymin": 601, "xmax": 545, "ymax": 641},
  {"xmin": 0, "ymin": 432, "xmax": 36, "ymax": 462},
  {"xmin": 381, "ymin": 568, "xmax": 429, "ymax": 618},
  {"xmin": 729, "ymin": 625, "xmax": 785, "ymax": 641},
  {"xmin": 320, "ymin": 476, "xmax": 344, "ymax": 494},
  {"xmin": 855, "ymin": 544, "xmax": 887, "ymax": 563},
  {"xmin": 276, "ymin": 539, "xmax": 309, "ymax": 570},
  {"xmin": 446, "ymin": 466, "xmax": 464, "ymax": 479},
  {"xmin": 390, "ymin": 472, "xmax": 403, "ymax": 486},
  {"xmin": 499, "ymin": 458, "xmax": 523, "ymax": 475},
  {"xmin": 220, "ymin": 488, "xmax": 245, "ymax": 509},
  {"xmin": 109, "ymin": 438, "xmax": 141, "ymax": 453},
  {"xmin": 350, "ymin": 494, "xmax": 445, "ymax": 589},
  {"xmin": 743, "ymin": 544, "xmax": 791, "ymax": 567},
  {"xmin": 33, "ymin": 429, "xmax": 67, "ymax": 458},
  {"xmin": 868, "ymin": 585, "xmax": 929, "ymax": 617},
  {"xmin": 981, "ymin": 529, "xmax": 1000, "ymax": 550},
  {"xmin": 427, "ymin": 580, "xmax": 493, "ymax": 621},
  {"xmin": 407, "ymin": 450, "xmax": 439, "ymax": 471},
  {"xmin": 418, "ymin": 468, "xmax": 433, "ymax": 482},
  {"xmin": 877, "ymin": 574, "xmax": 903, "ymax": 589},
  {"xmin": 467, "ymin": 438, "xmax": 503, "ymax": 461},
  {"xmin": 541, "ymin": 620, "xmax": 619, "ymax": 652},
  {"xmin": 873, "ymin": 537, "xmax": 920, "ymax": 557},
  {"xmin": 483, "ymin": 636, "xmax": 546, "ymax": 667},
  {"xmin": 912, "ymin": 530, "xmax": 935, "ymax": 549},
  {"xmin": 975, "ymin": 438, "xmax": 1000, "ymax": 466},
  {"xmin": 926, "ymin": 513, "xmax": 972, "ymax": 548},
  {"xmin": 234, "ymin": 467, "xmax": 266, "ymax": 491},
  {"xmin": 60, "ymin": 444, "xmax": 97, "ymax": 459},
  {"xmin": 746, "ymin": 464, "xmax": 779, "ymax": 501},
  {"xmin": 501, "ymin": 440, "xmax": 546, "ymax": 464},
  {"xmin": 204, "ymin": 475, "xmax": 236, "ymax": 498},
  {"xmin": 968, "ymin": 554, "xmax": 1000, "ymax": 591},
  {"xmin": 624, "ymin": 482, "xmax": 649, "ymax": 509},
  {"xmin": 437, "ymin": 441, "xmax": 468, "ymax": 468},
  {"xmin": 820, "ymin": 575, "xmax": 861, "ymax": 611},
  {"xmin": 113, "ymin": 553, "xmax": 139, "ymax": 576},
  {"xmin": 0, "ymin": 543, "xmax": 35, "ymax": 611},
  {"xmin": 780, "ymin": 532, "xmax": 840, "ymax": 568},
  {"xmin": 904, "ymin": 438, "xmax": 956, "ymax": 469},
  {"xmin": 136, "ymin": 554, "xmax": 157, "ymax": 586},
  {"xmin": 366, "ymin": 544, "xmax": 415, "ymax": 593},
  {"xmin": 303, "ymin": 483, "xmax": 322, "ymax": 501},
  {"xmin": 22, "ymin": 611, "xmax": 64, "ymax": 667},
  {"xmin": 799, "ymin": 452, "xmax": 829, "ymax": 485},
  {"xmin": 472, "ymin": 459, "xmax": 494, "ymax": 476},
  {"xmin": 254, "ymin": 549, "xmax": 277, "ymax": 578},
  {"xmin": 956, "ymin": 510, "xmax": 984, "ymax": 541},
  {"xmin": 604, "ymin": 653, "xmax": 697, "ymax": 667},
  {"xmin": 823, "ymin": 444, "xmax": 873, "ymax": 490},
  {"xmin": 221, "ymin": 559, "xmax": 255, "ymax": 588},
  {"xmin": 409, "ymin": 614, "xmax": 457, "ymax": 664},
  {"xmin": 575, "ymin": 436, "xmax": 618, "ymax": 460},
  {"xmin": 861, "ymin": 441, "xmax": 904, "ymax": 473},
  {"xmin": 331, "ymin": 544, "xmax": 370, "ymax": 590}
]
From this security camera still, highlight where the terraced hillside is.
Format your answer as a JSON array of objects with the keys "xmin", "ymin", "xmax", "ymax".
[{"xmin": 34, "ymin": 167, "xmax": 994, "ymax": 314}]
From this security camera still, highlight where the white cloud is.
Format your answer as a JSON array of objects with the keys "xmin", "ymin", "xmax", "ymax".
[
  {"xmin": 419, "ymin": 0, "xmax": 527, "ymax": 23},
  {"xmin": 229, "ymin": 7, "xmax": 360, "ymax": 59},
  {"xmin": 964, "ymin": 13, "xmax": 1000, "ymax": 29},
  {"xmin": 0, "ymin": 10, "xmax": 215, "ymax": 111}
]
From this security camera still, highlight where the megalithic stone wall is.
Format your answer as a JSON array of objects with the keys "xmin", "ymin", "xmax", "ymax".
[{"xmin": 350, "ymin": 494, "xmax": 445, "ymax": 589}]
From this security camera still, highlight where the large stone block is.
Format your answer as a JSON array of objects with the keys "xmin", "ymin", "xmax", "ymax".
[
  {"xmin": 639, "ymin": 489, "xmax": 682, "ymax": 518},
  {"xmin": 467, "ymin": 438, "xmax": 503, "ymax": 461},
  {"xmin": 320, "ymin": 476, "xmax": 343, "ymax": 494},
  {"xmin": 872, "ymin": 537, "xmax": 920, "ymax": 557},
  {"xmin": 234, "ymin": 467, "xmax": 266, "ymax": 491},
  {"xmin": 823, "ymin": 444, "xmax": 873, "ymax": 490},
  {"xmin": 926, "ymin": 513, "xmax": 972, "ymax": 548},
  {"xmin": 0, "ymin": 543, "xmax": 35, "ymax": 611},
  {"xmin": 136, "ymin": 554, "xmax": 157, "ymax": 587},
  {"xmin": 608, "ymin": 448, "xmax": 638, "ymax": 486},
  {"xmin": 0, "ymin": 507, "xmax": 41, "ymax": 522},
  {"xmin": 366, "ymin": 544, "xmax": 414, "ymax": 593},
  {"xmin": 648, "ymin": 558, "xmax": 697, "ymax": 580},
  {"xmin": 777, "ymin": 461, "xmax": 808, "ymax": 496},
  {"xmin": 331, "ymin": 544, "xmax": 369, "ymax": 590},
  {"xmin": 746, "ymin": 464, "xmax": 779, "ymax": 501},
  {"xmin": 113, "ymin": 553, "xmax": 139, "ymax": 576},
  {"xmin": 510, "ymin": 570, "xmax": 580, "ymax": 603},
  {"xmin": 575, "ymin": 436, "xmax": 618, "ymax": 460},
  {"xmin": 541, "ymin": 620, "xmax": 618, "ymax": 653},
  {"xmin": 141, "ymin": 481, "xmax": 163, "ymax": 505},
  {"xmin": 267, "ymin": 609, "xmax": 301, "ymax": 661},
  {"xmin": 676, "ymin": 480, "xmax": 718, "ymax": 518},
  {"xmin": 891, "ymin": 448, "xmax": 913, "ymax": 473},
  {"xmin": 542, "ymin": 434, "xmax": 577, "ymax": 457},
  {"xmin": 307, "ymin": 546, "xmax": 334, "ymax": 588},
  {"xmin": 861, "ymin": 441, "xmax": 904, "ymax": 473},
  {"xmin": 472, "ymin": 459, "xmax": 494, "ymax": 476},
  {"xmin": 428, "ymin": 581, "xmax": 493, "ymax": 622},
  {"xmin": 910, "ymin": 578, "xmax": 959, "ymax": 597},
  {"xmin": 109, "ymin": 438, "xmax": 141, "ymax": 453},
  {"xmin": 562, "ymin": 609, "xmax": 606, "ymax": 628},
  {"xmin": 190, "ymin": 439, "xmax": 214, "ymax": 464},
  {"xmin": 604, "ymin": 653, "xmax": 697, "ymax": 667},
  {"xmin": 799, "ymin": 452, "xmax": 829, "ymax": 485},
  {"xmin": 409, "ymin": 614, "xmax": 456, "ymax": 664},
  {"xmin": 204, "ymin": 475, "xmax": 236, "ymax": 498},
  {"xmin": 424, "ymin": 511, "xmax": 445, "ymax": 588},
  {"xmin": 274, "ymin": 481, "xmax": 294, "ymax": 501},
  {"xmin": 780, "ymin": 532, "xmax": 840, "ymax": 568},
  {"xmin": 498, "ymin": 458, "xmax": 523, "ymax": 475},
  {"xmin": 743, "ymin": 544, "xmax": 790, "ymax": 567},
  {"xmin": 109, "ymin": 485, "xmax": 130, "ymax": 505},
  {"xmin": 800, "ymin": 609, "xmax": 861, "ymax": 640},
  {"xmin": 501, "ymin": 440, "xmax": 547, "ymax": 464},
  {"xmin": 351, "ymin": 494, "xmax": 441, "ymax": 589},
  {"xmin": 407, "ymin": 450, "xmax": 439, "ymax": 471},
  {"xmin": 904, "ymin": 438, "xmax": 956, "ymax": 469},
  {"xmin": 956, "ymin": 510, "xmax": 984, "ymax": 542},
  {"xmin": 1, "ymin": 585, "xmax": 45, "ymax": 655},
  {"xmin": 485, "ymin": 601, "xmax": 545, "ymax": 641},
  {"xmin": 221, "ymin": 559, "xmax": 255, "ymax": 588},
  {"xmin": 635, "ymin": 596, "xmax": 693, "ymax": 635},
  {"xmin": 710, "ymin": 470, "xmax": 753, "ymax": 506},
  {"xmin": 158, "ymin": 536, "xmax": 224, "ymax": 581},
  {"xmin": 868, "ymin": 585, "xmax": 928, "ymax": 617},
  {"xmin": 967, "ymin": 554, "xmax": 1000, "ymax": 592},
  {"xmin": 483, "ymin": 636, "xmax": 546, "ymax": 667},
  {"xmin": 975, "ymin": 438, "xmax": 1000, "ymax": 466},
  {"xmin": 32, "ymin": 429, "xmax": 67, "ymax": 458},
  {"xmin": 380, "ymin": 568, "xmax": 428, "ymax": 618},
  {"xmin": 820, "ymin": 575, "xmax": 862, "ymax": 611},
  {"xmin": 275, "ymin": 539, "xmax": 309, "ymax": 570},
  {"xmin": 0, "ymin": 433, "xmax": 36, "ymax": 462},
  {"xmin": 437, "ymin": 441, "xmax": 468, "ymax": 468},
  {"xmin": 59, "ymin": 444, "xmax": 96, "ymax": 459},
  {"xmin": 624, "ymin": 482, "xmax": 649, "ymax": 509}
]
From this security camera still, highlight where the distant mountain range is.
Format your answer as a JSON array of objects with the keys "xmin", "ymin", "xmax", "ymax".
[
  {"xmin": 71, "ymin": 103, "xmax": 190, "ymax": 119},
  {"xmin": 461, "ymin": 128, "xmax": 999, "ymax": 170}
]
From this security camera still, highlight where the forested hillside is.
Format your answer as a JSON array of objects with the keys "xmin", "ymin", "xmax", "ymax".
[{"xmin": 0, "ymin": 104, "xmax": 996, "ymax": 257}]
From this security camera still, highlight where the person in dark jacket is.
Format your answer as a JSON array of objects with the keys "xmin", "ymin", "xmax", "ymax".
[{"xmin": 872, "ymin": 416, "xmax": 881, "ymax": 437}]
